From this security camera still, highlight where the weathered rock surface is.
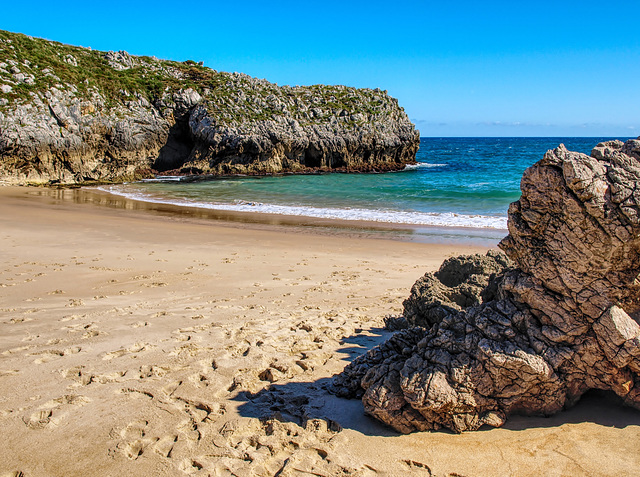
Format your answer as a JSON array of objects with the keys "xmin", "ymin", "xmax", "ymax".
[
  {"xmin": 0, "ymin": 30, "xmax": 418, "ymax": 185},
  {"xmin": 402, "ymin": 250, "xmax": 513, "ymax": 328},
  {"xmin": 333, "ymin": 138, "xmax": 640, "ymax": 433}
]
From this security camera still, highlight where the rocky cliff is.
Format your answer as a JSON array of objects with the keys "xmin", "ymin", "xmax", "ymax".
[
  {"xmin": 0, "ymin": 30, "xmax": 419, "ymax": 185},
  {"xmin": 333, "ymin": 138, "xmax": 640, "ymax": 433}
]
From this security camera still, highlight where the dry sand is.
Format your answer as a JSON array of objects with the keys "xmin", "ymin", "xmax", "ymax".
[{"xmin": 0, "ymin": 186, "xmax": 638, "ymax": 477}]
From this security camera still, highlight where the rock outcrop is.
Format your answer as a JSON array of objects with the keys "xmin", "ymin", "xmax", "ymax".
[
  {"xmin": 401, "ymin": 250, "xmax": 513, "ymax": 329},
  {"xmin": 0, "ymin": 30, "xmax": 419, "ymax": 185},
  {"xmin": 333, "ymin": 138, "xmax": 640, "ymax": 433}
]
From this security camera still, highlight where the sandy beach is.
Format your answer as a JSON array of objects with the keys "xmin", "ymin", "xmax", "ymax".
[{"xmin": 1, "ymin": 186, "xmax": 639, "ymax": 477}]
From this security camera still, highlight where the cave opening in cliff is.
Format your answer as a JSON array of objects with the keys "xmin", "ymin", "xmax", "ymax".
[
  {"xmin": 303, "ymin": 146, "xmax": 323, "ymax": 168},
  {"xmin": 153, "ymin": 116, "xmax": 195, "ymax": 173}
]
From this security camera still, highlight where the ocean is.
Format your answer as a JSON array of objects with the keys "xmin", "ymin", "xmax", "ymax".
[{"xmin": 98, "ymin": 137, "xmax": 627, "ymax": 244}]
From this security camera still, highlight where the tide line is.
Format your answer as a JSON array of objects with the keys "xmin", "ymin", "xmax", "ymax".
[{"xmin": 98, "ymin": 185, "xmax": 508, "ymax": 230}]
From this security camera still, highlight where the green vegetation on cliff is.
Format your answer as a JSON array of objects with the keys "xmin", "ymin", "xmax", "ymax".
[
  {"xmin": 0, "ymin": 29, "xmax": 401, "ymax": 129},
  {"xmin": 0, "ymin": 30, "xmax": 213, "ymax": 107}
]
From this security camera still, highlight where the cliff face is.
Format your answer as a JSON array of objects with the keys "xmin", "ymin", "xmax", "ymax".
[
  {"xmin": 333, "ymin": 138, "xmax": 640, "ymax": 433},
  {"xmin": 0, "ymin": 31, "xmax": 419, "ymax": 185}
]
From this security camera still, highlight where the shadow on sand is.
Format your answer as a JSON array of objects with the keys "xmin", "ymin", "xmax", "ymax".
[{"xmin": 235, "ymin": 328, "xmax": 640, "ymax": 437}]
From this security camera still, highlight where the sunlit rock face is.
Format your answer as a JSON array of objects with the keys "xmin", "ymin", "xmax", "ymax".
[{"xmin": 0, "ymin": 31, "xmax": 419, "ymax": 185}]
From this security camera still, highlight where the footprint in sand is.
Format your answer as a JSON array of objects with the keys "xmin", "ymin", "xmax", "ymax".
[
  {"xmin": 110, "ymin": 395, "xmax": 224, "ymax": 463},
  {"xmin": 22, "ymin": 394, "xmax": 90, "ymax": 430},
  {"xmin": 62, "ymin": 366, "xmax": 128, "ymax": 386},
  {"xmin": 144, "ymin": 282, "xmax": 167, "ymax": 288},
  {"xmin": 117, "ymin": 388, "xmax": 155, "ymax": 400},
  {"xmin": 138, "ymin": 365, "xmax": 172, "ymax": 379},
  {"xmin": 153, "ymin": 435, "xmax": 179, "ymax": 458},
  {"xmin": 59, "ymin": 314, "xmax": 85, "ymax": 322},
  {"xmin": 102, "ymin": 342, "xmax": 153, "ymax": 360},
  {"xmin": 83, "ymin": 329, "xmax": 103, "ymax": 339},
  {"xmin": 65, "ymin": 322, "xmax": 96, "ymax": 333},
  {"xmin": 169, "ymin": 343, "xmax": 213, "ymax": 361},
  {"xmin": 187, "ymin": 359, "xmax": 218, "ymax": 388},
  {"xmin": 31, "ymin": 346, "xmax": 81, "ymax": 364},
  {"xmin": 1, "ymin": 345, "xmax": 34, "ymax": 356},
  {"xmin": 112, "ymin": 420, "xmax": 161, "ymax": 460},
  {"xmin": 23, "ymin": 409, "xmax": 53, "ymax": 430},
  {"xmin": 0, "ymin": 369, "xmax": 20, "ymax": 377},
  {"xmin": 186, "ymin": 417, "xmax": 356, "ymax": 476},
  {"xmin": 172, "ymin": 396, "xmax": 226, "ymax": 430},
  {"xmin": 401, "ymin": 459, "xmax": 435, "ymax": 475}
]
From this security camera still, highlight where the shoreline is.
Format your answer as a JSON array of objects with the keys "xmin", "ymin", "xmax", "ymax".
[
  {"xmin": 1, "ymin": 185, "xmax": 639, "ymax": 476},
  {"xmin": 19, "ymin": 185, "xmax": 508, "ymax": 247},
  {"xmin": 95, "ymin": 181, "xmax": 510, "ymax": 237}
]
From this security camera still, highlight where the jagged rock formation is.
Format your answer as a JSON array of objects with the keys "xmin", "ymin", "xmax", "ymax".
[
  {"xmin": 0, "ymin": 30, "xmax": 418, "ymax": 185},
  {"xmin": 402, "ymin": 250, "xmax": 513, "ymax": 328},
  {"xmin": 333, "ymin": 138, "xmax": 640, "ymax": 433}
]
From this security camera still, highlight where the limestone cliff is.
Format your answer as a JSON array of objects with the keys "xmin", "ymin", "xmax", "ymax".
[
  {"xmin": 333, "ymin": 138, "xmax": 640, "ymax": 433},
  {"xmin": 0, "ymin": 30, "xmax": 419, "ymax": 185}
]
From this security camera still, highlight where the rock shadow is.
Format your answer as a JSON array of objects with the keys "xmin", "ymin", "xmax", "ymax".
[
  {"xmin": 497, "ymin": 389, "xmax": 640, "ymax": 432},
  {"xmin": 233, "ymin": 378, "xmax": 400, "ymax": 438},
  {"xmin": 336, "ymin": 326, "xmax": 390, "ymax": 364},
  {"xmin": 233, "ymin": 326, "xmax": 396, "ymax": 437},
  {"xmin": 235, "ymin": 324, "xmax": 640, "ymax": 437}
]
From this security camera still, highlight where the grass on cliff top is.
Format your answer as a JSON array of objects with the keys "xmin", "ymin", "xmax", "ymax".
[
  {"xmin": 0, "ymin": 29, "xmax": 399, "ymax": 126},
  {"xmin": 0, "ymin": 30, "xmax": 221, "ymax": 106}
]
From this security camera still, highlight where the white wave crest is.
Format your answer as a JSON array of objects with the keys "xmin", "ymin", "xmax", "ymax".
[
  {"xmin": 139, "ymin": 176, "xmax": 184, "ymax": 182},
  {"xmin": 97, "ymin": 185, "xmax": 508, "ymax": 230},
  {"xmin": 404, "ymin": 163, "xmax": 448, "ymax": 170}
]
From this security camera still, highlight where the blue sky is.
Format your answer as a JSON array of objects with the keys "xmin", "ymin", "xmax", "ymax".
[{"xmin": 2, "ymin": 0, "xmax": 639, "ymax": 137}]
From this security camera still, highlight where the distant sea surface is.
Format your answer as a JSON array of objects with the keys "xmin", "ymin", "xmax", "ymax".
[{"xmin": 98, "ymin": 137, "xmax": 627, "ymax": 242}]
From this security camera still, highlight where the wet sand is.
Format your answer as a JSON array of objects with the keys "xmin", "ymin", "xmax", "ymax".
[{"xmin": 0, "ymin": 186, "xmax": 638, "ymax": 476}]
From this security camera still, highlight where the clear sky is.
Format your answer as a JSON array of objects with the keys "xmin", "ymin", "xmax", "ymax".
[{"xmin": 2, "ymin": 0, "xmax": 639, "ymax": 137}]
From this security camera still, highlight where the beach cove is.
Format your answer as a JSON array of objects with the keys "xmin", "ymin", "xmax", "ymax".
[{"xmin": 1, "ymin": 186, "xmax": 639, "ymax": 476}]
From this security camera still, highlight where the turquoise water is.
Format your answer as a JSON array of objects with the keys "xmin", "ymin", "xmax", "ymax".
[{"xmin": 99, "ymin": 137, "xmax": 627, "ymax": 232}]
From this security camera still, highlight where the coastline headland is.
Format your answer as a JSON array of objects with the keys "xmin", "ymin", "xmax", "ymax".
[{"xmin": 0, "ymin": 30, "xmax": 419, "ymax": 185}]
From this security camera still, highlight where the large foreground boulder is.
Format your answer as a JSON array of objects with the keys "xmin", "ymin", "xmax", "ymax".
[{"xmin": 333, "ymin": 138, "xmax": 640, "ymax": 433}]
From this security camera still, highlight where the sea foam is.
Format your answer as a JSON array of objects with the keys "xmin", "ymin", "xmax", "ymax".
[
  {"xmin": 97, "ymin": 185, "xmax": 508, "ymax": 230},
  {"xmin": 403, "ymin": 163, "xmax": 448, "ymax": 170}
]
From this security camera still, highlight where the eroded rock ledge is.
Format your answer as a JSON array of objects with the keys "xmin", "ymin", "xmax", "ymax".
[
  {"xmin": 333, "ymin": 138, "xmax": 640, "ymax": 433},
  {"xmin": 0, "ymin": 30, "xmax": 418, "ymax": 185}
]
